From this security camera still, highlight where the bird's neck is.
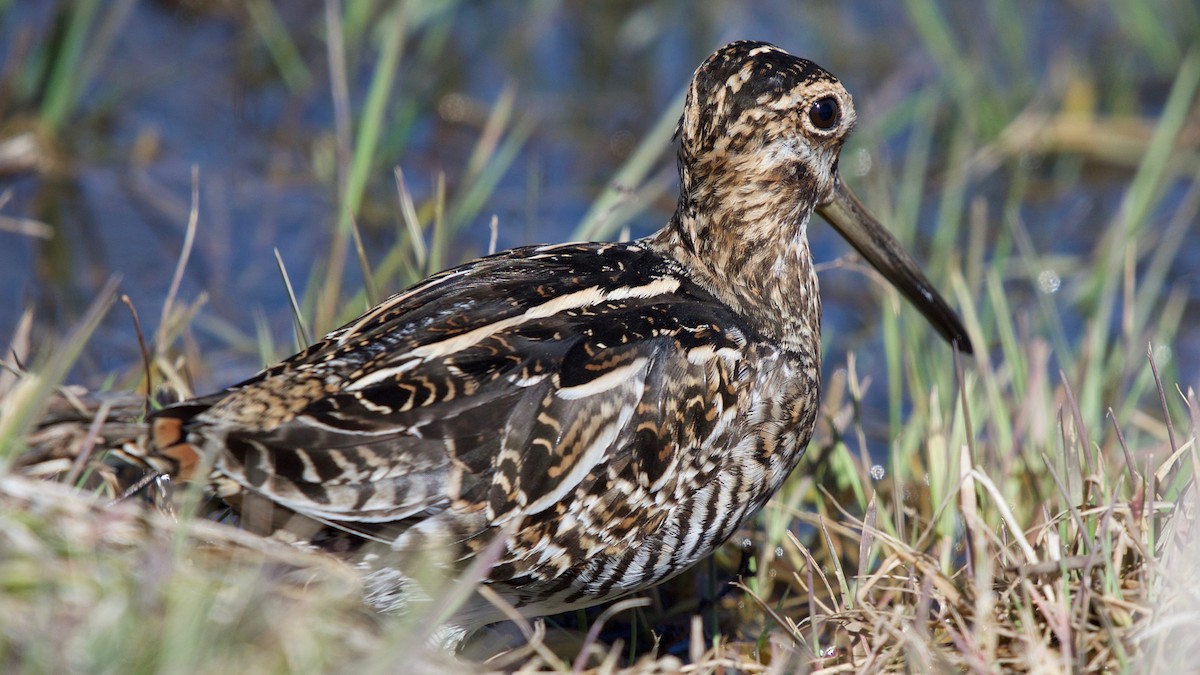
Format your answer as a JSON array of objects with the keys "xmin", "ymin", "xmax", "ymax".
[{"xmin": 648, "ymin": 198, "xmax": 822, "ymax": 356}]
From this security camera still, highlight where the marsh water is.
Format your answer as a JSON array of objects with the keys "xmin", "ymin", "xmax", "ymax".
[{"xmin": 2, "ymin": 2, "xmax": 1197, "ymax": 438}]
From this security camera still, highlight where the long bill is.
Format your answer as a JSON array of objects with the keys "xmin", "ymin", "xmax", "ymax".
[{"xmin": 816, "ymin": 174, "xmax": 973, "ymax": 354}]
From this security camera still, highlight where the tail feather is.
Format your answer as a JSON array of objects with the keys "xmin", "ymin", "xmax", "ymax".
[
  {"xmin": 15, "ymin": 389, "xmax": 215, "ymax": 498},
  {"xmin": 148, "ymin": 415, "xmax": 202, "ymax": 481}
]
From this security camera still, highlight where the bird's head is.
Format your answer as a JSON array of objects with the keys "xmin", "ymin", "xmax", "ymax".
[
  {"xmin": 666, "ymin": 40, "xmax": 972, "ymax": 353},
  {"xmin": 677, "ymin": 40, "xmax": 855, "ymax": 221}
]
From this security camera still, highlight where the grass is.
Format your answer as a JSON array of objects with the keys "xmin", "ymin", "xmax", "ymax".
[
  {"xmin": 2, "ymin": 1, "xmax": 1199, "ymax": 673},
  {"xmin": 0, "ymin": 0, "xmax": 133, "ymax": 145}
]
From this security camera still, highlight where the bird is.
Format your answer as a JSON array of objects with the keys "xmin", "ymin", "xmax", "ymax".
[{"xmin": 142, "ymin": 40, "xmax": 971, "ymax": 643}]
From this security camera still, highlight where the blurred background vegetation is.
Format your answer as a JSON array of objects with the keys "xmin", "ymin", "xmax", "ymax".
[
  {"xmin": 1, "ymin": 0, "xmax": 1196, "ymax": 392},
  {"xmin": 1, "ymin": 0, "xmax": 1198, "ymax": 671}
]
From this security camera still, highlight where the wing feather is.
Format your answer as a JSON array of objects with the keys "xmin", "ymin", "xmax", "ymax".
[{"xmin": 152, "ymin": 243, "xmax": 754, "ymax": 550}]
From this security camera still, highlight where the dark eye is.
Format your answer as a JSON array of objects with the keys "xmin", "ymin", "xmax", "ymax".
[{"xmin": 808, "ymin": 97, "xmax": 839, "ymax": 130}]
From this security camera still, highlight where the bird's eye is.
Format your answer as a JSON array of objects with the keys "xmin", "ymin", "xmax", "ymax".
[{"xmin": 808, "ymin": 97, "xmax": 839, "ymax": 130}]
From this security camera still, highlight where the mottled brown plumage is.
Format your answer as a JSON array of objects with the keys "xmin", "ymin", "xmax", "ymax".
[{"xmin": 144, "ymin": 41, "xmax": 970, "ymax": 642}]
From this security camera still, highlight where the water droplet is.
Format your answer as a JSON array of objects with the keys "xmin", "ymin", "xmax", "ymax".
[
  {"xmin": 1037, "ymin": 269, "xmax": 1061, "ymax": 294},
  {"xmin": 853, "ymin": 148, "xmax": 872, "ymax": 177},
  {"xmin": 774, "ymin": 546, "xmax": 784, "ymax": 559},
  {"xmin": 608, "ymin": 130, "xmax": 635, "ymax": 156},
  {"xmin": 870, "ymin": 464, "xmax": 885, "ymax": 480},
  {"xmin": 1152, "ymin": 343, "xmax": 1171, "ymax": 364},
  {"xmin": 438, "ymin": 93, "xmax": 470, "ymax": 122}
]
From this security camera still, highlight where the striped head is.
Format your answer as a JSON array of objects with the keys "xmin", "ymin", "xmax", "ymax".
[
  {"xmin": 674, "ymin": 41, "xmax": 857, "ymax": 236},
  {"xmin": 663, "ymin": 41, "xmax": 972, "ymax": 355}
]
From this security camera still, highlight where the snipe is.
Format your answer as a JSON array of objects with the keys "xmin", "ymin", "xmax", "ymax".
[{"xmin": 144, "ymin": 40, "xmax": 971, "ymax": 642}]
